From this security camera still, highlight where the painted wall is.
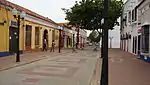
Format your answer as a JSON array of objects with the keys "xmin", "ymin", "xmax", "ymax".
[
  {"xmin": 55, "ymin": 29, "xmax": 59, "ymax": 47},
  {"xmin": 0, "ymin": 7, "xmax": 59, "ymax": 57},
  {"xmin": 0, "ymin": 8, "xmax": 8, "ymax": 52},
  {"xmin": 0, "ymin": 8, "xmax": 24, "ymax": 53},
  {"xmin": 25, "ymin": 20, "xmax": 55, "ymax": 50}
]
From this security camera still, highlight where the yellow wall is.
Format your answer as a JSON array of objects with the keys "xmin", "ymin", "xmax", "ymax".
[
  {"xmin": 0, "ymin": 8, "xmax": 25, "ymax": 52},
  {"xmin": 7, "ymin": 9, "xmax": 24, "ymax": 51},
  {"xmin": 25, "ymin": 21, "xmax": 55, "ymax": 50},
  {"xmin": 0, "ymin": 7, "xmax": 59, "ymax": 53},
  {"xmin": 0, "ymin": 8, "xmax": 8, "ymax": 52},
  {"xmin": 48, "ymin": 29, "xmax": 53, "ymax": 48},
  {"xmin": 55, "ymin": 30, "xmax": 59, "ymax": 47}
]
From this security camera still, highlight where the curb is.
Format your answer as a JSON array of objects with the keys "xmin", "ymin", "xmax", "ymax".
[
  {"xmin": 0, "ymin": 51, "xmax": 70, "ymax": 72},
  {"xmin": 89, "ymin": 58, "xmax": 102, "ymax": 85}
]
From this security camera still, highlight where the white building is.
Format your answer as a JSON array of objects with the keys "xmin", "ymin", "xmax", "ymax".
[
  {"xmin": 108, "ymin": 26, "xmax": 120, "ymax": 48},
  {"xmin": 121, "ymin": 0, "xmax": 150, "ymax": 63},
  {"xmin": 137, "ymin": 0, "xmax": 150, "ymax": 62},
  {"xmin": 121, "ymin": 0, "xmax": 141, "ymax": 54}
]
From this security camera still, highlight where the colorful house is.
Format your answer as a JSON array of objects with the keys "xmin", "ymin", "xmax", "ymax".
[
  {"xmin": 58, "ymin": 23, "xmax": 73, "ymax": 48},
  {"xmin": 0, "ymin": 0, "xmax": 60, "ymax": 57}
]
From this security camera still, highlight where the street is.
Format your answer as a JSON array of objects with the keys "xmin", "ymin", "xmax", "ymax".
[
  {"xmin": 109, "ymin": 49, "xmax": 150, "ymax": 85},
  {"xmin": 0, "ymin": 48, "xmax": 98, "ymax": 85},
  {"xmin": 1, "ymin": 48, "xmax": 150, "ymax": 85}
]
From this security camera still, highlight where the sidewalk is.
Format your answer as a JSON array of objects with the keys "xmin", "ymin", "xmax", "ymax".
[{"xmin": 0, "ymin": 48, "xmax": 71, "ymax": 71}]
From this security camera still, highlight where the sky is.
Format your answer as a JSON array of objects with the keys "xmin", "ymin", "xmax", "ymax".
[{"xmin": 7, "ymin": 0, "xmax": 80, "ymax": 23}]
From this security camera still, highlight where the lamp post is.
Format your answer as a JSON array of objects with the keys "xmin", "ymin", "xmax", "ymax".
[
  {"xmin": 12, "ymin": 8, "xmax": 26, "ymax": 62},
  {"xmin": 58, "ymin": 26, "xmax": 62, "ymax": 53},
  {"xmin": 100, "ymin": 0, "xmax": 109, "ymax": 85}
]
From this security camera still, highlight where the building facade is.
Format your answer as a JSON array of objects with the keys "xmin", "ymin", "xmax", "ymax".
[
  {"xmin": 121, "ymin": 0, "xmax": 150, "ymax": 62},
  {"xmin": 0, "ymin": 0, "xmax": 82, "ymax": 57},
  {"xmin": 121, "ymin": 0, "xmax": 141, "ymax": 54},
  {"xmin": 58, "ymin": 23, "xmax": 87, "ymax": 49}
]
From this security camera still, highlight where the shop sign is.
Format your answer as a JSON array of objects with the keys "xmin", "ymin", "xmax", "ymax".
[{"xmin": 138, "ymin": 27, "xmax": 142, "ymax": 33}]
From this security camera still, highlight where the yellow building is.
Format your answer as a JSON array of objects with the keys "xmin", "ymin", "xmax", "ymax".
[{"xmin": 0, "ymin": 0, "xmax": 60, "ymax": 56}]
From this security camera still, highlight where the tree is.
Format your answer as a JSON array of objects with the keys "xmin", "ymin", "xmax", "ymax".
[
  {"xmin": 62, "ymin": 0, "xmax": 123, "ymax": 33},
  {"xmin": 88, "ymin": 31, "xmax": 100, "ymax": 43},
  {"xmin": 62, "ymin": 0, "xmax": 123, "ymax": 56},
  {"xmin": 87, "ymin": 30, "xmax": 101, "ymax": 51}
]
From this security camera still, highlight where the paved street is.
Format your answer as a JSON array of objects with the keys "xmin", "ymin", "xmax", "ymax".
[
  {"xmin": 109, "ymin": 49, "xmax": 150, "ymax": 85},
  {"xmin": 0, "ymin": 49, "xmax": 70, "ymax": 71},
  {"xmin": 0, "ymin": 48, "xmax": 99, "ymax": 85},
  {"xmin": 1, "ymin": 48, "xmax": 150, "ymax": 85}
]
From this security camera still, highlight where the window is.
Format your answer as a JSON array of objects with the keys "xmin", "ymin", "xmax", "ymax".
[
  {"xmin": 141, "ymin": 25, "xmax": 149, "ymax": 53},
  {"xmin": 25, "ymin": 25, "xmax": 32, "ymax": 47},
  {"xmin": 35, "ymin": 27, "xmax": 40, "ymax": 46},
  {"xmin": 124, "ymin": 15, "xmax": 127, "ymax": 26},
  {"xmin": 135, "ymin": 9, "xmax": 137, "ymax": 21},
  {"xmin": 128, "ymin": 11, "xmax": 131, "ymax": 23},
  {"xmin": 132, "ymin": 10, "xmax": 134, "ymax": 22}
]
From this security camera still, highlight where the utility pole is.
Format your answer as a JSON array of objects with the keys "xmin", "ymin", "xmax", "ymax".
[{"xmin": 100, "ymin": 0, "xmax": 109, "ymax": 85}]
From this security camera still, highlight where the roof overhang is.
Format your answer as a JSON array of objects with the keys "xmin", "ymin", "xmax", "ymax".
[{"xmin": 141, "ymin": 21, "xmax": 150, "ymax": 26}]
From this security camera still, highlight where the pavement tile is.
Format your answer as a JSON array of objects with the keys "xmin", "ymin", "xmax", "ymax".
[
  {"xmin": 0, "ymin": 47, "xmax": 98, "ymax": 85},
  {"xmin": 0, "ymin": 49, "xmax": 71, "ymax": 71}
]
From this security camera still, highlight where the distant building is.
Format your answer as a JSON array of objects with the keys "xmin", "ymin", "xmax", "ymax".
[
  {"xmin": 58, "ymin": 23, "xmax": 87, "ymax": 49},
  {"xmin": 108, "ymin": 26, "xmax": 120, "ymax": 48}
]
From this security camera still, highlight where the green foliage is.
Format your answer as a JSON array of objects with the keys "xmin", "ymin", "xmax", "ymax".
[
  {"xmin": 62, "ymin": 0, "xmax": 123, "ymax": 32},
  {"xmin": 87, "ymin": 30, "xmax": 101, "ymax": 43}
]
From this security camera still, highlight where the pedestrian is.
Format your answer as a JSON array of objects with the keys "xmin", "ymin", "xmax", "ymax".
[
  {"xmin": 72, "ymin": 42, "xmax": 77, "ymax": 53},
  {"xmin": 43, "ymin": 38, "xmax": 47, "ymax": 51},
  {"xmin": 50, "ymin": 40, "xmax": 55, "ymax": 52}
]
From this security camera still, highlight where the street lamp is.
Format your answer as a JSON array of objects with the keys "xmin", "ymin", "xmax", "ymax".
[
  {"xmin": 58, "ymin": 26, "xmax": 63, "ymax": 53},
  {"xmin": 100, "ymin": 0, "xmax": 109, "ymax": 85},
  {"xmin": 12, "ymin": 8, "xmax": 26, "ymax": 62}
]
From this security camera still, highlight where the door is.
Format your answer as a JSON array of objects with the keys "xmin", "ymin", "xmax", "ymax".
[
  {"xmin": 138, "ymin": 35, "xmax": 141, "ymax": 55},
  {"xmin": 135, "ymin": 36, "xmax": 137, "ymax": 54},
  {"xmin": 25, "ymin": 25, "xmax": 32, "ymax": 50},
  {"xmin": 9, "ymin": 27, "xmax": 18, "ymax": 54},
  {"xmin": 132, "ymin": 37, "xmax": 134, "ymax": 53}
]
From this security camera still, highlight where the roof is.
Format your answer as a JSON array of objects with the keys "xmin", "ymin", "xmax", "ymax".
[
  {"xmin": 135, "ymin": 0, "xmax": 145, "ymax": 9},
  {"xmin": 57, "ymin": 22, "xmax": 72, "ymax": 29},
  {"xmin": 0, "ymin": 0, "xmax": 59, "ymax": 26}
]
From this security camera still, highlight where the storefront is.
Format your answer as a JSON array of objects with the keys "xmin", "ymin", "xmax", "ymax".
[{"xmin": 140, "ymin": 22, "xmax": 150, "ymax": 62}]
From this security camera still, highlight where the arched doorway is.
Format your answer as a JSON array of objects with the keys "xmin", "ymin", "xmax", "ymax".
[{"xmin": 43, "ymin": 29, "xmax": 48, "ymax": 50}]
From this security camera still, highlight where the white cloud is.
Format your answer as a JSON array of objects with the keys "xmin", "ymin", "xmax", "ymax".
[{"xmin": 7, "ymin": 0, "xmax": 81, "ymax": 22}]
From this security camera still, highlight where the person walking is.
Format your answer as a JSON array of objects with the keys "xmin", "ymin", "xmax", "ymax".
[
  {"xmin": 72, "ymin": 42, "xmax": 77, "ymax": 53},
  {"xmin": 50, "ymin": 40, "xmax": 55, "ymax": 52},
  {"xmin": 43, "ymin": 38, "xmax": 47, "ymax": 51}
]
